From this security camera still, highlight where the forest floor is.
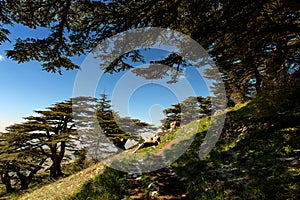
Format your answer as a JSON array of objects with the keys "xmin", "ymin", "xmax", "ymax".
[{"xmin": 126, "ymin": 166, "xmax": 188, "ymax": 200}]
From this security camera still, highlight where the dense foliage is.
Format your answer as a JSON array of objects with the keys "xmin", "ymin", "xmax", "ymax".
[
  {"xmin": 0, "ymin": 0, "xmax": 299, "ymax": 198},
  {"xmin": 172, "ymin": 87, "xmax": 300, "ymax": 199},
  {"xmin": 0, "ymin": 0, "xmax": 298, "ymax": 103},
  {"xmin": 0, "ymin": 95, "xmax": 151, "ymax": 193},
  {"xmin": 161, "ymin": 96, "xmax": 211, "ymax": 130},
  {"xmin": 0, "ymin": 99, "xmax": 77, "ymax": 193}
]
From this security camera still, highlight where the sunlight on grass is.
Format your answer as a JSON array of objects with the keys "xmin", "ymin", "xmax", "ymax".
[{"xmin": 18, "ymin": 163, "xmax": 105, "ymax": 200}]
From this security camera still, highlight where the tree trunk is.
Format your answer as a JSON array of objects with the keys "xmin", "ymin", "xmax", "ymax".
[
  {"xmin": 93, "ymin": 139, "xmax": 101, "ymax": 162},
  {"xmin": 230, "ymin": 86, "xmax": 245, "ymax": 105},
  {"xmin": 50, "ymin": 155, "xmax": 64, "ymax": 179},
  {"xmin": 17, "ymin": 171, "xmax": 29, "ymax": 190},
  {"xmin": 114, "ymin": 139, "xmax": 127, "ymax": 150},
  {"xmin": 50, "ymin": 143, "xmax": 63, "ymax": 179},
  {"xmin": 18, "ymin": 158, "xmax": 46, "ymax": 189},
  {"xmin": 50, "ymin": 141, "xmax": 66, "ymax": 179},
  {"xmin": 1, "ymin": 171, "xmax": 13, "ymax": 193},
  {"xmin": 4, "ymin": 180, "xmax": 13, "ymax": 193},
  {"xmin": 254, "ymin": 66, "xmax": 262, "ymax": 95}
]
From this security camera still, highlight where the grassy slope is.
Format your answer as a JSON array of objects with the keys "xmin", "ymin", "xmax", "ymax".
[
  {"xmin": 12, "ymin": 119, "xmax": 210, "ymax": 200},
  {"xmin": 16, "ymin": 163, "xmax": 105, "ymax": 200},
  {"xmin": 14, "ymin": 89, "xmax": 300, "ymax": 199},
  {"xmin": 172, "ymin": 92, "xmax": 300, "ymax": 199}
]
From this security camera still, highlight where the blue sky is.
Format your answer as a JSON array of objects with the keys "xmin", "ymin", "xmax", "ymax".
[{"xmin": 0, "ymin": 24, "xmax": 210, "ymax": 132}]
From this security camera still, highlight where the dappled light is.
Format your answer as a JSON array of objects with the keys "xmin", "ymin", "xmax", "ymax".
[{"xmin": 1, "ymin": 0, "xmax": 299, "ymax": 199}]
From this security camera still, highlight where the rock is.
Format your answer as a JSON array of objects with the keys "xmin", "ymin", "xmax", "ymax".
[
  {"xmin": 132, "ymin": 173, "xmax": 140, "ymax": 178},
  {"xmin": 169, "ymin": 121, "xmax": 179, "ymax": 132},
  {"xmin": 291, "ymin": 159, "xmax": 300, "ymax": 166},
  {"xmin": 132, "ymin": 135, "xmax": 161, "ymax": 153},
  {"xmin": 170, "ymin": 172, "xmax": 177, "ymax": 176},
  {"xmin": 149, "ymin": 191, "xmax": 159, "ymax": 198},
  {"xmin": 224, "ymin": 189, "xmax": 235, "ymax": 195}
]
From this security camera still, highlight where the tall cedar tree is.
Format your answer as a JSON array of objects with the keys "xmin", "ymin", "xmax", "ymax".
[
  {"xmin": 92, "ymin": 94, "xmax": 154, "ymax": 153},
  {"xmin": 6, "ymin": 99, "xmax": 77, "ymax": 179},
  {"xmin": 162, "ymin": 96, "xmax": 211, "ymax": 130},
  {"xmin": 95, "ymin": 94, "xmax": 131, "ymax": 151},
  {"xmin": 0, "ymin": 129, "xmax": 47, "ymax": 192}
]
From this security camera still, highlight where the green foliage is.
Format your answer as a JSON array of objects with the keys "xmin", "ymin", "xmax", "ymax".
[
  {"xmin": 95, "ymin": 93, "xmax": 130, "ymax": 151},
  {"xmin": 80, "ymin": 94, "xmax": 139, "ymax": 161},
  {"xmin": 0, "ymin": 1, "xmax": 11, "ymax": 45},
  {"xmin": 2, "ymin": 87, "xmax": 298, "ymax": 199},
  {"xmin": 15, "ymin": 99, "xmax": 77, "ymax": 179},
  {"xmin": 70, "ymin": 168, "xmax": 128, "ymax": 200},
  {"xmin": 0, "ymin": 1, "xmax": 299, "ymax": 199},
  {"xmin": 0, "ymin": 128, "xmax": 47, "ymax": 193},
  {"xmin": 1, "ymin": 1, "xmax": 298, "ymax": 102},
  {"xmin": 0, "ymin": 97, "xmax": 95, "ymax": 193},
  {"xmin": 161, "ymin": 96, "xmax": 211, "ymax": 130},
  {"xmin": 172, "ymin": 88, "xmax": 300, "ymax": 199},
  {"xmin": 69, "ymin": 148, "xmax": 88, "ymax": 173},
  {"xmin": 82, "ymin": 93, "xmax": 154, "ymax": 158}
]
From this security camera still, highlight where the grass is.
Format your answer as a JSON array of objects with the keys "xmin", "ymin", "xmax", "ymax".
[
  {"xmin": 99, "ymin": 118, "xmax": 209, "ymax": 174},
  {"xmin": 13, "ymin": 117, "xmax": 210, "ymax": 199},
  {"xmin": 171, "ymin": 92, "xmax": 300, "ymax": 199},
  {"xmin": 16, "ymin": 163, "xmax": 105, "ymax": 200},
  {"xmin": 69, "ymin": 167, "xmax": 128, "ymax": 200},
  {"xmin": 5, "ymin": 88, "xmax": 300, "ymax": 199},
  {"xmin": 10, "ymin": 162, "xmax": 128, "ymax": 200}
]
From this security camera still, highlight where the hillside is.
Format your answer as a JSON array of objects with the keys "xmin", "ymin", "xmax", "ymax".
[
  {"xmin": 1, "ymin": 1, "xmax": 299, "ymax": 200},
  {"xmin": 4, "ymin": 163, "xmax": 104, "ymax": 200},
  {"xmin": 9, "ymin": 89, "xmax": 300, "ymax": 200},
  {"xmin": 171, "ymin": 90, "xmax": 300, "ymax": 199}
]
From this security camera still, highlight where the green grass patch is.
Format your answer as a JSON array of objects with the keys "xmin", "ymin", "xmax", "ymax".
[
  {"xmin": 10, "ymin": 88, "xmax": 300, "ymax": 200},
  {"xmin": 172, "ymin": 93, "xmax": 300, "ymax": 199},
  {"xmin": 70, "ymin": 167, "xmax": 128, "ymax": 200}
]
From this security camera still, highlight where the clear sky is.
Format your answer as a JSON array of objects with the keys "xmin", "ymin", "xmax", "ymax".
[{"xmin": 0, "ymin": 24, "xmax": 210, "ymax": 132}]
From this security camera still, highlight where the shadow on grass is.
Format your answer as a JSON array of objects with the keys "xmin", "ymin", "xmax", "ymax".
[
  {"xmin": 70, "ymin": 167, "xmax": 128, "ymax": 200},
  {"xmin": 170, "ymin": 90, "xmax": 300, "ymax": 199}
]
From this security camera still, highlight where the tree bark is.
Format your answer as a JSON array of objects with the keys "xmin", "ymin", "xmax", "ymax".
[
  {"xmin": 50, "ymin": 143, "xmax": 63, "ymax": 179},
  {"xmin": 1, "ymin": 170, "xmax": 13, "ymax": 193},
  {"xmin": 254, "ymin": 65, "xmax": 262, "ymax": 95},
  {"xmin": 17, "ymin": 171, "xmax": 29, "ymax": 190},
  {"xmin": 50, "ymin": 156, "xmax": 63, "ymax": 179},
  {"xmin": 18, "ymin": 158, "xmax": 46, "ymax": 189}
]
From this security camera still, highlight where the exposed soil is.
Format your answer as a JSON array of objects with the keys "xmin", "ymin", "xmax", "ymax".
[{"xmin": 126, "ymin": 167, "xmax": 188, "ymax": 200}]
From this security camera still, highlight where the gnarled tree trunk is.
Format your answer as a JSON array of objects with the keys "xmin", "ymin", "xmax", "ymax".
[{"xmin": 1, "ymin": 170, "xmax": 13, "ymax": 193}]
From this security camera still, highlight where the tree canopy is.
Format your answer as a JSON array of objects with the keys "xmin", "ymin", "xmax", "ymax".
[
  {"xmin": 0, "ymin": 98, "xmax": 79, "ymax": 193},
  {"xmin": 161, "ymin": 96, "xmax": 211, "ymax": 131},
  {"xmin": 5, "ymin": 99, "xmax": 77, "ymax": 179},
  {"xmin": 0, "ymin": 94, "xmax": 152, "ymax": 192},
  {"xmin": 0, "ymin": 0, "xmax": 299, "ymax": 197},
  {"xmin": 0, "ymin": 0, "xmax": 299, "ymax": 103}
]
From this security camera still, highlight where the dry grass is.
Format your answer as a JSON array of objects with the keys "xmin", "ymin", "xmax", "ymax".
[{"xmin": 18, "ymin": 163, "xmax": 105, "ymax": 200}]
